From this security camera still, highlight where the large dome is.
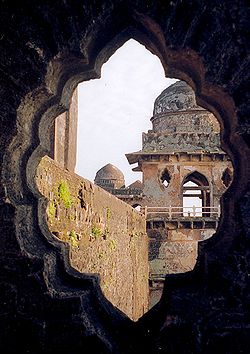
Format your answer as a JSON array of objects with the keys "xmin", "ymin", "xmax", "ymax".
[
  {"xmin": 153, "ymin": 80, "xmax": 201, "ymax": 115},
  {"xmin": 126, "ymin": 80, "xmax": 222, "ymax": 155},
  {"xmin": 150, "ymin": 80, "xmax": 219, "ymax": 135},
  {"xmin": 94, "ymin": 163, "xmax": 125, "ymax": 190}
]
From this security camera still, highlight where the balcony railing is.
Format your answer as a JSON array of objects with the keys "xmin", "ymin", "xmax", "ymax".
[{"xmin": 143, "ymin": 206, "xmax": 220, "ymax": 219}]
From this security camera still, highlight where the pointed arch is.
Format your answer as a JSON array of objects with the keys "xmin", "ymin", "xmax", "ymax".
[
  {"xmin": 183, "ymin": 171, "xmax": 209, "ymax": 187},
  {"xmin": 132, "ymin": 203, "xmax": 142, "ymax": 211},
  {"xmin": 160, "ymin": 168, "xmax": 171, "ymax": 188},
  {"xmin": 182, "ymin": 171, "xmax": 211, "ymax": 216}
]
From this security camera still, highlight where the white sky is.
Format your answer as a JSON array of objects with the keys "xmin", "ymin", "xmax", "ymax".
[{"xmin": 76, "ymin": 39, "xmax": 177, "ymax": 186}]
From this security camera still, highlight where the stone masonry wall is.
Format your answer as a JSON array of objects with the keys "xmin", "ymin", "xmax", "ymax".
[
  {"xmin": 36, "ymin": 156, "xmax": 148, "ymax": 321},
  {"xmin": 147, "ymin": 228, "xmax": 215, "ymax": 276},
  {"xmin": 142, "ymin": 156, "xmax": 232, "ymax": 208}
]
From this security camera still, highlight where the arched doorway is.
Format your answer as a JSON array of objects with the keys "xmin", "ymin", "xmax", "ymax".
[{"xmin": 182, "ymin": 171, "xmax": 211, "ymax": 217}]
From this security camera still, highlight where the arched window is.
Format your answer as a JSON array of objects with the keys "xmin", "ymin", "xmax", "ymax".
[
  {"xmin": 160, "ymin": 168, "xmax": 171, "ymax": 188},
  {"xmin": 182, "ymin": 171, "xmax": 210, "ymax": 217},
  {"xmin": 132, "ymin": 203, "xmax": 142, "ymax": 211}
]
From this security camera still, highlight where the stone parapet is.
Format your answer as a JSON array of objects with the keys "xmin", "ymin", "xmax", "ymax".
[{"xmin": 36, "ymin": 156, "xmax": 148, "ymax": 321}]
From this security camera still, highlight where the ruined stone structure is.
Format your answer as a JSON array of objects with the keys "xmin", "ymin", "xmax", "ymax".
[
  {"xmin": 127, "ymin": 81, "xmax": 233, "ymax": 305},
  {"xmin": 0, "ymin": 2, "xmax": 249, "ymax": 353},
  {"xmin": 96, "ymin": 81, "xmax": 233, "ymax": 307}
]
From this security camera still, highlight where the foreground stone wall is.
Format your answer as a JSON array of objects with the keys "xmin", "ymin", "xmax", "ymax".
[{"xmin": 36, "ymin": 156, "xmax": 148, "ymax": 321}]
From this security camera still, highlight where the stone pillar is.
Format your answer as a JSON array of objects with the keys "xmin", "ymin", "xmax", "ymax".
[
  {"xmin": 65, "ymin": 88, "xmax": 78, "ymax": 172},
  {"xmin": 53, "ymin": 88, "xmax": 78, "ymax": 172}
]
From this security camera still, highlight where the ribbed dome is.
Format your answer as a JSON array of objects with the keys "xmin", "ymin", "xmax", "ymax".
[
  {"xmin": 95, "ymin": 163, "xmax": 124, "ymax": 181},
  {"xmin": 149, "ymin": 80, "xmax": 219, "ymax": 135},
  {"xmin": 94, "ymin": 163, "xmax": 125, "ymax": 190},
  {"xmin": 153, "ymin": 80, "xmax": 200, "ymax": 115}
]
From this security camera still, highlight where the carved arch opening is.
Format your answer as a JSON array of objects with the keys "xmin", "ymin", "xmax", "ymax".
[
  {"xmin": 132, "ymin": 203, "xmax": 142, "ymax": 211},
  {"xmin": 160, "ymin": 168, "xmax": 171, "ymax": 188},
  {"xmin": 182, "ymin": 171, "xmax": 211, "ymax": 217},
  {"xmin": 7, "ymin": 12, "xmax": 240, "ymax": 327}
]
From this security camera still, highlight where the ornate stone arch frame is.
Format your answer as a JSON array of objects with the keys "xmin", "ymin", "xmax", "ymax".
[{"xmin": 2, "ymin": 10, "xmax": 247, "ymax": 340}]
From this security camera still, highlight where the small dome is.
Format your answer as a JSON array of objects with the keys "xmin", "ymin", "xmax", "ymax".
[
  {"xmin": 153, "ymin": 80, "xmax": 200, "ymax": 115},
  {"xmin": 94, "ymin": 163, "xmax": 125, "ymax": 190},
  {"xmin": 95, "ymin": 163, "xmax": 124, "ymax": 181}
]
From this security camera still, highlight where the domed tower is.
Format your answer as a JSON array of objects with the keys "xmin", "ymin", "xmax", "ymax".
[
  {"xmin": 94, "ymin": 163, "xmax": 125, "ymax": 191},
  {"xmin": 126, "ymin": 80, "xmax": 233, "ymax": 307}
]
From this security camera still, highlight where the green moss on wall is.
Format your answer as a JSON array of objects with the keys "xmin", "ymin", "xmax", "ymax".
[
  {"xmin": 104, "ymin": 226, "xmax": 110, "ymax": 238},
  {"xmin": 106, "ymin": 207, "xmax": 111, "ymax": 221},
  {"xmin": 69, "ymin": 230, "xmax": 79, "ymax": 248},
  {"xmin": 48, "ymin": 201, "xmax": 56, "ymax": 218},
  {"xmin": 58, "ymin": 180, "xmax": 73, "ymax": 208},
  {"xmin": 91, "ymin": 225, "xmax": 102, "ymax": 239},
  {"xmin": 108, "ymin": 239, "xmax": 117, "ymax": 251}
]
